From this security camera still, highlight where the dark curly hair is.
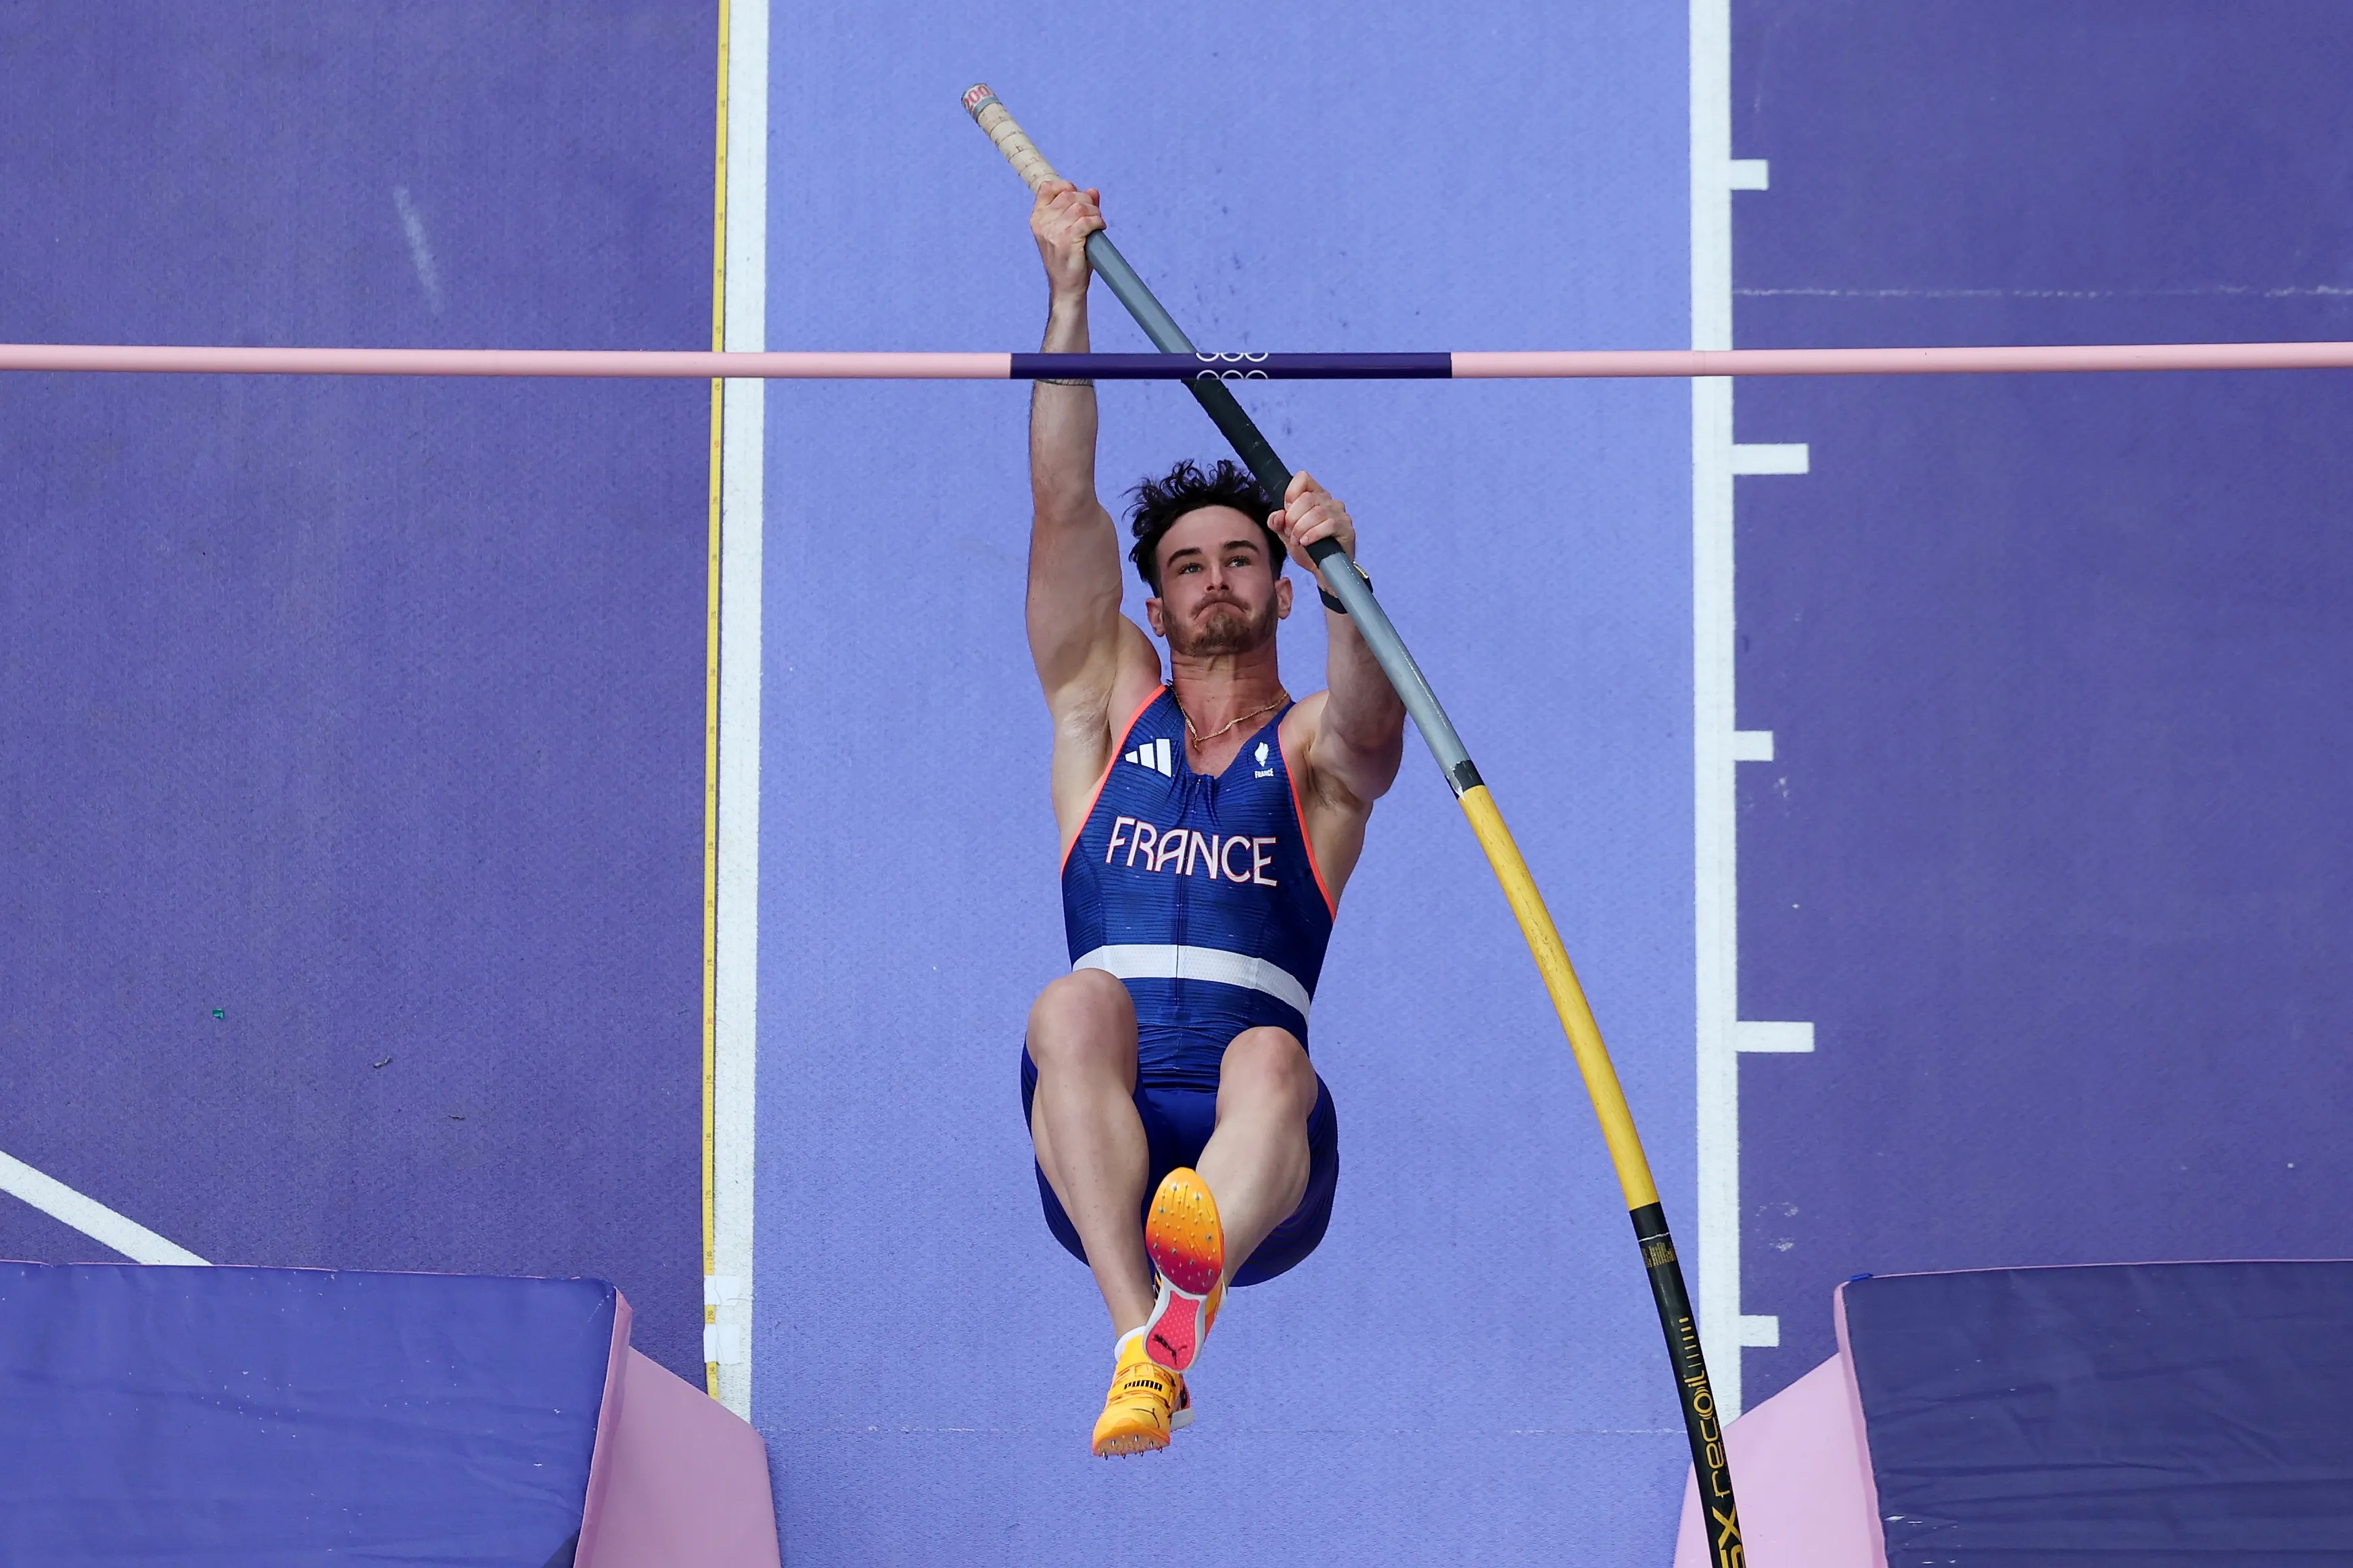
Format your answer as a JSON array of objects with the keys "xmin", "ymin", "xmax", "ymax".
[{"xmin": 1125, "ymin": 458, "xmax": 1286, "ymax": 594}]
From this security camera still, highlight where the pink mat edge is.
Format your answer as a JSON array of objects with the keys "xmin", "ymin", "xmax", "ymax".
[
  {"xmin": 1672, "ymin": 1350, "xmax": 1881, "ymax": 1568},
  {"xmin": 582, "ymin": 1346, "xmax": 781, "ymax": 1568},
  {"xmin": 572, "ymin": 1287, "xmax": 633, "ymax": 1566}
]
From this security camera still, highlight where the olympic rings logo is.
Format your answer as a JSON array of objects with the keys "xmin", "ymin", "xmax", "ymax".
[{"xmin": 1192, "ymin": 352, "xmax": 1270, "ymax": 381}]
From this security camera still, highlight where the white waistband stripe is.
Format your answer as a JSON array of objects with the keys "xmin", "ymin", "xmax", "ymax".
[{"xmin": 1072, "ymin": 944, "xmax": 1312, "ymax": 1020}]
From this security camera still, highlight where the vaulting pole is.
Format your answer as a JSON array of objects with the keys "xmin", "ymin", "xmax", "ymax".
[{"xmin": 962, "ymin": 84, "xmax": 1745, "ymax": 1563}]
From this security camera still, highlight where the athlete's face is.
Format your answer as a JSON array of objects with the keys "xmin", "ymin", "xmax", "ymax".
[{"xmin": 1146, "ymin": 505, "xmax": 1292, "ymax": 657}]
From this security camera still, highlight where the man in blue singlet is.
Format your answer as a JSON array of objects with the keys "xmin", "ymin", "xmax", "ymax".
[{"xmin": 1021, "ymin": 178, "xmax": 1408, "ymax": 1457}]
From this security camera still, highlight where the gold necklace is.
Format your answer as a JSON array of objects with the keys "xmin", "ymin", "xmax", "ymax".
[{"xmin": 1178, "ymin": 688, "xmax": 1288, "ymax": 746}]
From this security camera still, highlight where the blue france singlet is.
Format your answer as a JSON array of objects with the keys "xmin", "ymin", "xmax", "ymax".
[{"xmin": 1061, "ymin": 688, "xmax": 1337, "ymax": 1092}]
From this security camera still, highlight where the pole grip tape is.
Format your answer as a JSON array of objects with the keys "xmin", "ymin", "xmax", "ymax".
[
  {"xmin": 1631, "ymin": 1205, "xmax": 1744, "ymax": 1567},
  {"xmin": 962, "ymin": 85, "xmax": 1063, "ymax": 192}
]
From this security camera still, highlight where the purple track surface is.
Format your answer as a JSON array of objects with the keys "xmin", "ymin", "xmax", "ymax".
[
  {"xmin": 1731, "ymin": 1, "xmax": 2353, "ymax": 1408},
  {"xmin": 0, "ymin": 5, "xmax": 713, "ymax": 1380}
]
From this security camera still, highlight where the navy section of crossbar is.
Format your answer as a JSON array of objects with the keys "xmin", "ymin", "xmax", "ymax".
[
  {"xmin": 1012, "ymin": 352, "xmax": 1451, "ymax": 380},
  {"xmin": 1844, "ymin": 1262, "xmax": 2353, "ymax": 1565},
  {"xmin": 0, "ymin": 1263, "xmax": 616, "ymax": 1567}
]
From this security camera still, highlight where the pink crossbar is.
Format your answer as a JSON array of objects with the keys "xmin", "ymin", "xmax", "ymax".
[
  {"xmin": 1452, "ymin": 341, "xmax": 2353, "ymax": 377},
  {"xmin": 3, "ymin": 341, "xmax": 2352, "ymax": 379},
  {"xmin": 0, "ymin": 344, "xmax": 1010, "ymax": 379}
]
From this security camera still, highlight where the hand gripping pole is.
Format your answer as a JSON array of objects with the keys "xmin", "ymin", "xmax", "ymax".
[{"xmin": 964, "ymin": 84, "xmax": 1744, "ymax": 1560}]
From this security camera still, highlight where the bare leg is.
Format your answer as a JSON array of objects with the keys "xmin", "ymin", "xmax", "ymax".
[
  {"xmin": 1027, "ymin": 970, "xmax": 1157, "ymax": 1335},
  {"xmin": 1194, "ymin": 1027, "xmax": 1319, "ymax": 1286}
]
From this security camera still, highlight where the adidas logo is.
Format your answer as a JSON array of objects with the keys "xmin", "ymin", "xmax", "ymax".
[{"xmin": 1124, "ymin": 737, "xmax": 1175, "ymax": 776}]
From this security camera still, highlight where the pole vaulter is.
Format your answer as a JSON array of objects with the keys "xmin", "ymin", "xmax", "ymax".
[{"xmin": 962, "ymin": 82, "xmax": 1745, "ymax": 1554}]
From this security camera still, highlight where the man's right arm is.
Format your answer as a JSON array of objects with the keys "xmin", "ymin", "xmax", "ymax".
[{"xmin": 1025, "ymin": 181, "xmax": 1153, "ymax": 732}]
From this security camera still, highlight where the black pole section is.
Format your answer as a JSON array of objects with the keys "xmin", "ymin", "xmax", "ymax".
[{"xmin": 1636, "ymin": 1206, "xmax": 1740, "ymax": 1562}]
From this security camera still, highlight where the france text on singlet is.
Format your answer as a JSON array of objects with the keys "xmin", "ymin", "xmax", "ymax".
[{"xmin": 1061, "ymin": 688, "xmax": 1336, "ymax": 1093}]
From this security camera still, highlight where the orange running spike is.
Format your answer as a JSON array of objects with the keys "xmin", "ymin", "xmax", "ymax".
[
  {"xmin": 1142, "ymin": 1168, "xmax": 1224, "ymax": 1372},
  {"xmin": 1092, "ymin": 1331, "xmax": 1184, "ymax": 1457}
]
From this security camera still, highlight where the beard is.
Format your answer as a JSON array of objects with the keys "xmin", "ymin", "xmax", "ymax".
[{"xmin": 1168, "ymin": 594, "xmax": 1278, "ymax": 657}]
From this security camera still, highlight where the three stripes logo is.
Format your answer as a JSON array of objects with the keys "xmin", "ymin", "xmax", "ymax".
[{"xmin": 1124, "ymin": 737, "xmax": 1175, "ymax": 776}]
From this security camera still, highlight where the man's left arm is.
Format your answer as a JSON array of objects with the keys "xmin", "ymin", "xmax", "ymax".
[{"xmin": 1270, "ymin": 473, "xmax": 1407, "ymax": 805}]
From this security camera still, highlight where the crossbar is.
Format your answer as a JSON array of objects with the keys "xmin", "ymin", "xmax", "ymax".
[{"xmin": 3, "ymin": 342, "xmax": 2350, "ymax": 379}]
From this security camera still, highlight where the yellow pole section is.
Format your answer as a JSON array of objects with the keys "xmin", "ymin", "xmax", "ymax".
[
  {"xmin": 1455, "ymin": 785, "xmax": 1660, "ymax": 1212},
  {"xmin": 699, "ymin": 0, "xmax": 731, "ymax": 1399}
]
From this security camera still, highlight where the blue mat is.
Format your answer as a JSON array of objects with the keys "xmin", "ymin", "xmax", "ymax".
[
  {"xmin": 1844, "ymin": 1262, "xmax": 2353, "ymax": 1565},
  {"xmin": 0, "ymin": 1263, "xmax": 617, "ymax": 1567}
]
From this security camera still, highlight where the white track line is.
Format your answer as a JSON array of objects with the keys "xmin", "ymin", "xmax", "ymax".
[
  {"xmin": 1690, "ymin": 0, "xmax": 1742, "ymax": 1419},
  {"xmin": 1693, "ymin": 0, "xmax": 1817, "ymax": 1414},
  {"xmin": 1729, "ymin": 442, "xmax": 1809, "ymax": 475},
  {"xmin": 1692, "ymin": 0, "xmax": 1761, "ymax": 1418},
  {"xmin": 708, "ymin": 0, "xmax": 768, "ymax": 1423},
  {"xmin": 0, "ymin": 1147, "xmax": 208, "ymax": 1266},
  {"xmin": 1735, "ymin": 1022, "xmax": 1815, "ymax": 1054}
]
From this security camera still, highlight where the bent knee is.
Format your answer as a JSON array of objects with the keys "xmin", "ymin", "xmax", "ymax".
[
  {"xmin": 1219, "ymin": 1027, "xmax": 1318, "ymax": 1116},
  {"xmin": 1027, "ymin": 969, "xmax": 1136, "ymax": 1074}
]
